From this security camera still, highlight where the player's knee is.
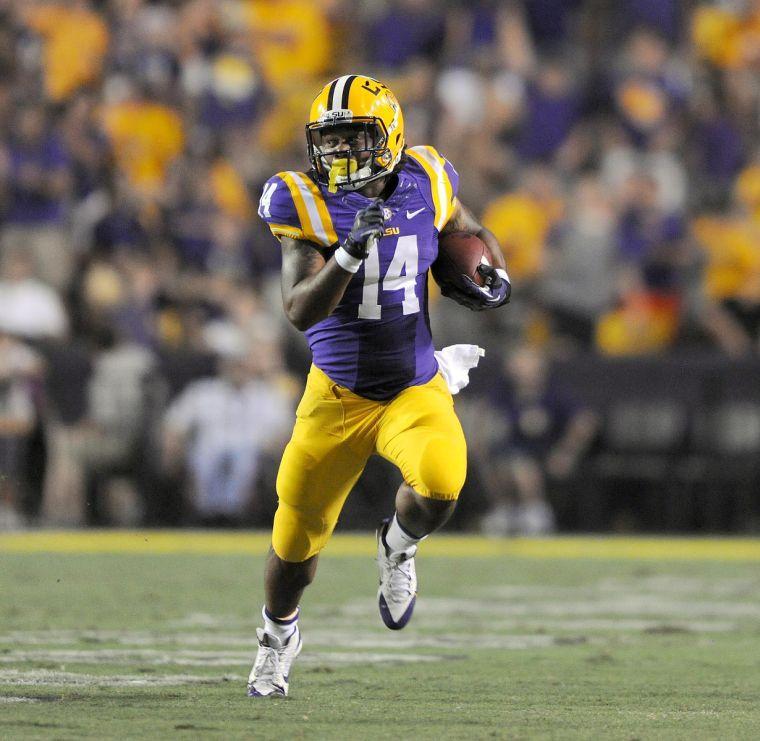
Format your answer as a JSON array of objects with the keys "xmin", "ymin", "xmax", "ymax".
[
  {"xmin": 417, "ymin": 435, "xmax": 467, "ymax": 499},
  {"xmin": 271, "ymin": 500, "xmax": 331, "ymax": 562}
]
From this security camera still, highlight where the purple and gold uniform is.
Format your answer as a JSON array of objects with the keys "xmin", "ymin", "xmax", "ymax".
[
  {"xmin": 259, "ymin": 146, "xmax": 458, "ymax": 400},
  {"xmin": 260, "ymin": 142, "xmax": 467, "ymax": 561}
]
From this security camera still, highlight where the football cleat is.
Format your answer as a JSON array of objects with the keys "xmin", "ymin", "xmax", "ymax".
[
  {"xmin": 247, "ymin": 626, "xmax": 302, "ymax": 698},
  {"xmin": 376, "ymin": 519, "xmax": 418, "ymax": 630}
]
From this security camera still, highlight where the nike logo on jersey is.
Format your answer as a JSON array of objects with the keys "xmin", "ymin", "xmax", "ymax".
[{"xmin": 406, "ymin": 208, "xmax": 425, "ymax": 219}]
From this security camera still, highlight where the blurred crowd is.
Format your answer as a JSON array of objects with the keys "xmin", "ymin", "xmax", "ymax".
[{"xmin": 1, "ymin": 0, "xmax": 759, "ymax": 533}]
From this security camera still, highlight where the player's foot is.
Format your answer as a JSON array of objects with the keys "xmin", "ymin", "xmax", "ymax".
[
  {"xmin": 376, "ymin": 518, "xmax": 418, "ymax": 630},
  {"xmin": 247, "ymin": 626, "xmax": 302, "ymax": 697}
]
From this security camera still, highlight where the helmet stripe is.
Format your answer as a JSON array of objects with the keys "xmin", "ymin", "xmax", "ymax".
[
  {"xmin": 330, "ymin": 75, "xmax": 352, "ymax": 111},
  {"xmin": 341, "ymin": 75, "xmax": 357, "ymax": 109},
  {"xmin": 326, "ymin": 78, "xmax": 339, "ymax": 110}
]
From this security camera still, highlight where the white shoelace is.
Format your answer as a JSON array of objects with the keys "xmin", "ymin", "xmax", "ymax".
[
  {"xmin": 253, "ymin": 643, "xmax": 284, "ymax": 686},
  {"xmin": 384, "ymin": 552, "xmax": 415, "ymax": 600}
]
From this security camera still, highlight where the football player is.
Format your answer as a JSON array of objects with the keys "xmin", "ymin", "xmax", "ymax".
[{"xmin": 248, "ymin": 74, "xmax": 510, "ymax": 697}]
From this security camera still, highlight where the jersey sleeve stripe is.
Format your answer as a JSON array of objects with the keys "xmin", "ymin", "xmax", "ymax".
[
  {"xmin": 268, "ymin": 222, "xmax": 306, "ymax": 240},
  {"xmin": 278, "ymin": 172, "xmax": 337, "ymax": 246},
  {"xmin": 406, "ymin": 147, "xmax": 455, "ymax": 231},
  {"xmin": 417, "ymin": 146, "xmax": 454, "ymax": 230},
  {"xmin": 293, "ymin": 172, "xmax": 338, "ymax": 246},
  {"xmin": 278, "ymin": 171, "xmax": 313, "ymax": 240}
]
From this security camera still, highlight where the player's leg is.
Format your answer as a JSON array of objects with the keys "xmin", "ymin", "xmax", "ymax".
[
  {"xmin": 393, "ymin": 481, "xmax": 457, "ymax": 537},
  {"xmin": 249, "ymin": 366, "xmax": 375, "ymax": 696},
  {"xmin": 374, "ymin": 373, "xmax": 467, "ymax": 629},
  {"xmin": 249, "ymin": 436, "xmax": 369, "ymax": 698},
  {"xmin": 264, "ymin": 549, "xmax": 318, "ymax": 619}
]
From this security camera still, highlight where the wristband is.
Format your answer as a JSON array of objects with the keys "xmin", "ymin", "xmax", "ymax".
[{"xmin": 334, "ymin": 245, "xmax": 363, "ymax": 274}]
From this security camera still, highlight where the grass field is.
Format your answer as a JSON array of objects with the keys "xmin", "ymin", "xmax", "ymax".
[{"xmin": 2, "ymin": 532, "xmax": 760, "ymax": 740}]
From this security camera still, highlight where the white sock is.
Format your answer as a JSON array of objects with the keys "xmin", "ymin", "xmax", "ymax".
[
  {"xmin": 262, "ymin": 605, "xmax": 298, "ymax": 642},
  {"xmin": 383, "ymin": 513, "xmax": 426, "ymax": 555}
]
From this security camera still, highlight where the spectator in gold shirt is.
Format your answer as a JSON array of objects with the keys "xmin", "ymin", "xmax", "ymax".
[
  {"xmin": 481, "ymin": 166, "xmax": 564, "ymax": 285},
  {"xmin": 20, "ymin": 0, "xmax": 109, "ymax": 102},
  {"xmin": 100, "ymin": 81, "xmax": 184, "ymax": 200}
]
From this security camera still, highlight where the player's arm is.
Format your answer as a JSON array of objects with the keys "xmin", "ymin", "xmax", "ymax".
[
  {"xmin": 281, "ymin": 200, "xmax": 385, "ymax": 331},
  {"xmin": 280, "ymin": 238, "xmax": 351, "ymax": 331},
  {"xmin": 441, "ymin": 199, "xmax": 507, "ymax": 272},
  {"xmin": 440, "ymin": 200, "xmax": 511, "ymax": 310}
]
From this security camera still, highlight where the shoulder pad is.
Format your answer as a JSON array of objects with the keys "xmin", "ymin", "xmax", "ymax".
[{"xmin": 405, "ymin": 146, "xmax": 459, "ymax": 231}]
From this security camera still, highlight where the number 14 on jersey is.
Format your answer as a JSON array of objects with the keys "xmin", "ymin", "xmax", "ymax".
[{"xmin": 358, "ymin": 235, "xmax": 420, "ymax": 320}]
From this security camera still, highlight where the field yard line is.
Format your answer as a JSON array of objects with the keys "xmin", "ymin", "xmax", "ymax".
[
  {"xmin": 2, "ymin": 531, "xmax": 760, "ymax": 560},
  {"xmin": 0, "ymin": 696, "xmax": 41, "ymax": 703},
  {"xmin": 0, "ymin": 669, "xmax": 242, "ymax": 687},
  {"xmin": 0, "ymin": 629, "xmax": 558, "ymax": 651},
  {"xmin": 0, "ymin": 649, "xmax": 454, "ymax": 666}
]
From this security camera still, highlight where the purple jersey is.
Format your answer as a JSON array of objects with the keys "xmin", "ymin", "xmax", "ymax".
[{"xmin": 258, "ymin": 146, "xmax": 459, "ymax": 400}]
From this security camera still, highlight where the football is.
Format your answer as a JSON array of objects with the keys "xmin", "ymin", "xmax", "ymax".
[{"xmin": 431, "ymin": 231, "xmax": 491, "ymax": 290}]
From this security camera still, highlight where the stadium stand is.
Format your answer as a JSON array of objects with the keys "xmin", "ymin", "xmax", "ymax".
[{"xmin": 0, "ymin": 0, "xmax": 759, "ymax": 533}]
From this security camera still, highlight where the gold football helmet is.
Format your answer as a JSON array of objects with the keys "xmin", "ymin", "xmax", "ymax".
[{"xmin": 306, "ymin": 74, "xmax": 405, "ymax": 192}]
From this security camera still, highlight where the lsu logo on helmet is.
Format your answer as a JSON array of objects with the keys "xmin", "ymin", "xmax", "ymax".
[{"xmin": 306, "ymin": 74, "xmax": 406, "ymax": 192}]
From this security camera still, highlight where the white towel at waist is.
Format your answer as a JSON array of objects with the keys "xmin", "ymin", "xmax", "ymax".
[{"xmin": 433, "ymin": 344, "xmax": 485, "ymax": 395}]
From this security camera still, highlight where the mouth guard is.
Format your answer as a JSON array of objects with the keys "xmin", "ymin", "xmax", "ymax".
[{"xmin": 328, "ymin": 157, "xmax": 358, "ymax": 193}]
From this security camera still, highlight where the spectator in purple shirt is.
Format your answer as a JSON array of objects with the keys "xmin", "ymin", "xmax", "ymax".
[
  {"xmin": 0, "ymin": 104, "xmax": 73, "ymax": 289},
  {"xmin": 92, "ymin": 176, "xmax": 150, "ymax": 256},
  {"xmin": 479, "ymin": 344, "xmax": 597, "ymax": 536},
  {"xmin": 615, "ymin": 172, "xmax": 686, "ymax": 294},
  {"xmin": 523, "ymin": 0, "xmax": 581, "ymax": 51},
  {"xmin": 692, "ymin": 89, "xmax": 746, "ymax": 208},
  {"xmin": 366, "ymin": 0, "xmax": 446, "ymax": 69},
  {"xmin": 517, "ymin": 60, "xmax": 580, "ymax": 162},
  {"xmin": 168, "ymin": 166, "xmax": 218, "ymax": 271},
  {"xmin": 618, "ymin": 0, "xmax": 681, "ymax": 44}
]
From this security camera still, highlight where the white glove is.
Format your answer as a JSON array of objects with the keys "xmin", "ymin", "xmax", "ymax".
[{"xmin": 434, "ymin": 344, "xmax": 485, "ymax": 394}]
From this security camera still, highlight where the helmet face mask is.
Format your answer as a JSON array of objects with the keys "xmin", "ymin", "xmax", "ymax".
[
  {"xmin": 306, "ymin": 118, "xmax": 390, "ymax": 191},
  {"xmin": 306, "ymin": 75, "xmax": 405, "ymax": 192}
]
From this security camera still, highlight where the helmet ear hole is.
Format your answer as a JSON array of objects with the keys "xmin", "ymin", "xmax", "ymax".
[{"xmin": 395, "ymin": 133, "xmax": 400, "ymax": 144}]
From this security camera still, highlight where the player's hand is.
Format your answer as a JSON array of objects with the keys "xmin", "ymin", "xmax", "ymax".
[
  {"xmin": 441, "ymin": 265, "xmax": 511, "ymax": 311},
  {"xmin": 342, "ymin": 199, "xmax": 385, "ymax": 259}
]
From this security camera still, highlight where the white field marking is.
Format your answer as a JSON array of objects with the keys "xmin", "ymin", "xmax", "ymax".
[
  {"xmin": 414, "ymin": 596, "xmax": 760, "ymax": 619},
  {"xmin": 1, "ymin": 628, "xmax": 553, "ymax": 651},
  {"xmin": 0, "ymin": 612, "xmax": 742, "ymax": 652},
  {"xmin": 0, "ymin": 631, "xmax": 261, "ymax": 647},
  {"xmin": 304, "ymin": 631, "xmax": 556, "ymax": 650},
  {"xmin": 0, "ymin": 650, "xmax": 253, "ymax": 666},
  {"xmin": 0, "ymin": 696, "xmax": 41, "ymax": 703},
  {"xmin": 479, "ymin": 575, "xmax": 760, "ymax": 599},
  {"xmin": 336, "ymin": 595, "xmax": 760, "ymax": 621},
  {"xmin": 591, "ymin": 575, "xmax": 760, "ymax": 596},
  {"xmin": 0, "ymin": 649, "xmax": 453, "ymax": 666},
  {"xmin": 166, "ymin": 607, "xmax": 738, "ymax": 635},
  {"xmin": 166, "ymin": 613, "xmax": 236, "ymax": 629},
  {"xmin": 301, "ymin": 652, "xmax": 447, "ymax": 664},
  {"xmin": 473, "ymin": 618, "xmax": 736, "ymax": 633},
  {"xmin": 0, "ymin": 670, "xmax": 243, "ymax": 687},
  {"xmin": 0, "ymin": 654, "xmax": 455, "ymax": 687}
]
